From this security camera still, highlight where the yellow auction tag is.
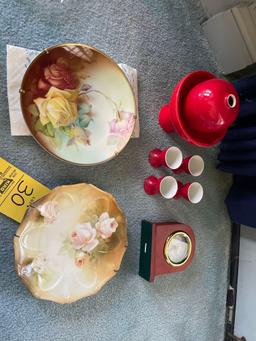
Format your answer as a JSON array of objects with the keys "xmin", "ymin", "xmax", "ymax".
[{"xmin": 0, "ymin": 157, "xmax": 50, "ymax": 223}]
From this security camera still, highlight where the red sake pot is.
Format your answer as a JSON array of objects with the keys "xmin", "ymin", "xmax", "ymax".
[{"xmin": 158, "ymin": 70, "xmax": 240, "ymax": 147}]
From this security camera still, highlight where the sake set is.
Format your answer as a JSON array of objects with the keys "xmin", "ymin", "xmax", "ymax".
[
  {"xmin": 4, "ymin": 42, "xmax": 242, "ymax": 303},
  {"xmin": 145, "ymin": 146, "xmax": 204, "ymax": 204}
]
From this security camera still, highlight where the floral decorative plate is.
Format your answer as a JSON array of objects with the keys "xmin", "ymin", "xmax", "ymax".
[
  {"xmin": 20, "ymin": 44, "xmax": 136, "ymax": 165},
  {"xmin": 14, "ymin": 183, "xmax": 128, "ymax": 303}
]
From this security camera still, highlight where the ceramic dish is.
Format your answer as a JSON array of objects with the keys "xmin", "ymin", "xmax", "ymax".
[
  {"xmin": 20, "ymin": 43, "xmax": 136, "ymax": 165},
  {"xmin": 14, "ymin": 183, "xmax": 128, "ymax": 303}
]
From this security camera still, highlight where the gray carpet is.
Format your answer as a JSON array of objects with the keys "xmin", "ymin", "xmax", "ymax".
[{"xmin": 0, "ymin": 1, "xmax": 232, "ymax": 340}]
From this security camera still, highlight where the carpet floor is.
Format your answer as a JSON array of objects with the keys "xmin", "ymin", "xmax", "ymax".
[{"xmin": 0, "ymin": 1, "xmax": 231, "ymax": 340}]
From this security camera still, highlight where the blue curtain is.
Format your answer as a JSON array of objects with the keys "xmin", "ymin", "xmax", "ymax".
[{"xmin": 218, "ymin": 74, "xmax": 256, "ymax": 227}]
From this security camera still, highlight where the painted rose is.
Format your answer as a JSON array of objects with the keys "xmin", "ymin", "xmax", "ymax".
[
  {"xmin": 109, "ymin": 111, "xmax": 134, "ymax": 136},
  {"xmin": 68, "ymin": 126, "xmax": 91, "ymax": 146},
  {"xmin": 31, "ymin": 255, "xmax": 47, "ymax": 274},
  {"xmin": 95, "ymin": 212, "xmax": 118, "ymax": 239},
  {"xmin": 18, "ymin": 263, "xmax": 33, "ymax": 277},
  {"xmin": 70, "ymin": 223, "xmax": 99, "ymax": 252},
  {"xmin": 38, "ymin": 62, "xmax": 76, "ymax": 92},
  {"xmin": 34, "ymin": 87, "xmax": 79, "ymax": 128},
  {"xmin": 74, "ymin": 252, "xmax": 90, "ymax": 268},
  {"xmin": 39, "ymin": 201, "xmax": 58, "ymax": 224}
]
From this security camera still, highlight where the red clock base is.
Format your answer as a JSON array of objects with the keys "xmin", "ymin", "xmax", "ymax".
[{"xmin": 139, "ymin": 220, "xmax": 196, "ymax": 282}]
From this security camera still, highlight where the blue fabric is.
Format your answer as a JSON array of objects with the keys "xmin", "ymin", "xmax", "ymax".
[
  {"xmin": 218, "ymin": 83, "xmax": 256, "ymax": 166},
  {"xmin": 220, "ymin": 139, "xmax": 256, "ymax": 152},
  {"xmin": 222, "ymin": 126, "xmax": 256, "ymax": 141},
  {"xmin": 233, "ymin": 74, "xmax": 256, "ymax": 100},
  {"xmin": 240, "ymin": 99, "xmax": 256, "ymax": 117},
  {"xmin": 218, "ymin": 150, "xmax": 256, "ymax": 162},
  {"xmin": 218, "ymin": 75, "xmax": 256, "ymax": 227},
  {"xmin": 236, "ymin": 99, "xmax": 256, "ymax": 121},
  {"xmin": 226, "ymin": 176, "xmax": 256, "ymax": 228},
  {"xmin": 217, "ymin": 161, "xmax": 256, "ymax": 176}
]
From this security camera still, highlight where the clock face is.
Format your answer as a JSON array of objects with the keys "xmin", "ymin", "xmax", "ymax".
[{"xmin": 164, "ymin": 232, "xmax": 192, "ymax": 267}]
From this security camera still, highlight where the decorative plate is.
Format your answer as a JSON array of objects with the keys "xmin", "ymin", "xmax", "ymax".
[
  {"xmin": 14, "ymin": 183, "xmax": 128, "ymax": 303},
  {"xmin": 20, "ymin": 44, "xmax": 136, "ymax": 165}
]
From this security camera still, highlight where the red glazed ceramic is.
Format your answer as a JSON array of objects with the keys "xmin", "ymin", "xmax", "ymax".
[
  {"xmin": 144, "ymin": 176, "xmax": 178, "ymax": 199},
  {"xmin": 148, "ymin": 146, "xmax": 183, "ymax": 170},
  {"xmin": 158, "ymin": 70, "xmax": 240, "ymax": 147},
  {"xmin": 175, "ymin": 181, "xmax": 203, "ymax": 204},
  {"xmin": 184, "ymin": 78, "xmax": 239, "ymax": 133},
  {"xmin": 173, "ymin": 155, "xmax": 204, "ymax": 177}
]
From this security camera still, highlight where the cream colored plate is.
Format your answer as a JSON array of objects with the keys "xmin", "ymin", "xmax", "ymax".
[
  {"xmin": 14, "ymin": 183, "xmax": 127, "ymax": 303},
  {"xmin": 20, "ymin": 44, "xmax": 136, "ymax": 165}
]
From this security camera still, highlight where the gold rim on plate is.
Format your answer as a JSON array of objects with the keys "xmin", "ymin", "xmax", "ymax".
[{"xmin": 20, "ymin": 43, "xmax": 137, "ymax": 166}]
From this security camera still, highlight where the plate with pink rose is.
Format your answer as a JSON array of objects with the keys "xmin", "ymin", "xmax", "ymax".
[
  {"xmin": 20, "ymin": 43, "xmax": 137, "ymax": 165},
  {"xmin": 14, "ymin": 183, "xmax": 128, "ymax": 303}
]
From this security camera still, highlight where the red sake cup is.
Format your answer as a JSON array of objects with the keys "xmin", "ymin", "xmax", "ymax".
[
  {"xmin": 148, "ymin": 146, "xmax": 183, "ymax": 170},
  {"xmin": 144, "ymin": 176, "xmax": 178, "ymax": 199},
  {"xmin": 173, "ymin": 155, "xmax": 204, "ymax": 177},
  {"xmin": 175, "ymin": 181, "xmax": 203, "ymax": 204}
]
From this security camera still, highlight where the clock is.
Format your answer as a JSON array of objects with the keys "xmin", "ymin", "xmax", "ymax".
[{"xmin": 139, "ymin": 220, "xmax": 195, "ymax": 282}]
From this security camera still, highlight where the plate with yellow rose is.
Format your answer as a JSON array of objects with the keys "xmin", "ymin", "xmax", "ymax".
[
  {"xmin": 14, "ymin": 183, "xmax": 128, "ymax": 303},
  {"xmin": 20, "ymin": 44, "xmax": 136, "ymax": 165}
]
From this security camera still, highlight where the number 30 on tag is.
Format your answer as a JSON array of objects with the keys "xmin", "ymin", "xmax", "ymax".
[{"xmin": 0, "ymin": 158, "xmax": 50, "ymax": 223}]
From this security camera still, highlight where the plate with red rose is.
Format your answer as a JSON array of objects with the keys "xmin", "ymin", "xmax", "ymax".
[{"xmin": 20, "ymin": 44, "xmax": 136, "ymax": 165}]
